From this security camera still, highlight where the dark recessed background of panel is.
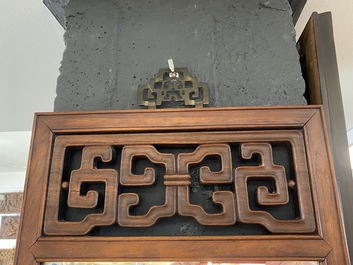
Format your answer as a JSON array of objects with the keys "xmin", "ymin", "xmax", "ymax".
[{"xmin": 59, "ymin": 142, "xmax": 303, "ymax": 236}]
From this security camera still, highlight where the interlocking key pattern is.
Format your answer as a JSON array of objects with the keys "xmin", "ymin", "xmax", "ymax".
[
  {"xmin": 118, "ymin": 145, "xmax": 177, "ymax": 227},
  {"xmin": 137, "ymin": 67, "xmax": 209, "ymax": 108},
  {"xmin": 118, "ymin": 144, "xmax": 236, "ymax": 227},
  {"xmin": 44, "ymin": 139, "xmax": 315, "ymax": 235},
  {"xmin": 44, "ymin": 146, "xmax": 118, "ymax": 235},
  {"xmin": 235, "ymin": 143, "xmax": 315, "ymax": 233}
]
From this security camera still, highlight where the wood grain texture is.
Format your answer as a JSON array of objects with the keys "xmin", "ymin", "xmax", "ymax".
[
  {"xmin": 118, "ymin": 145, "xmax": 177, "ymax": 227},
  {"xmin": 119, "ymin": 144, "xmax": 236, "ymax": 227},
  {"xmin": 120, "ymin": 145, "xmax": 175, "ymax": 186},
  {"xmin": 31, "ymin": 236, "xmax": 330, "ymax": 262},
  {"xmin": 45, "ymin": 146, "xmax": 118, "ymax": 235},
  {"xmin": 43, "ymin": 129, "xmax": 313, "ymax": 233},
  {"xmin": 299, "ymin": 12, "xmax": 353, "ymax": 264},
  {"xmin": 14, "ymin": 117, "xmax": 53, "ymax": 265},
  {"xmin": 38, "ymin": 106, "xmax": 318, "ymax": 133},
  {"xmin": 304, "ymin": 110, "xmax": 350, "ymax": 264},
  {"xmin": 14, "ymin": 106, "xmax": 349, "ymax": 264},
  {"xmin": 235, "ymin": 142, "xmax": 315, "ymax": 233}
]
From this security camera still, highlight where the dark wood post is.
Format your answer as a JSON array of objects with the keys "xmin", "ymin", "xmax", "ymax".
[{"xmin": 298, "ymin": 12, "xmax": 353, "ymax": 264}]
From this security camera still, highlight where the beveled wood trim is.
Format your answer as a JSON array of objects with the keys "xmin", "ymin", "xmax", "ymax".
[
  {"xmin": 49, "ymin": 129, "xmax": 306, "ymax": 146},
  {"xmin": 38, "ymin": 106, "xmax": 318, "ymax": 133},
  {"xmin": 299, "ymin": 12, "xmax": 353, "ymax": 264},
  {"xmin": 304, "ymin": 109, "xmax": 350, "ymax": 264},
  {"xmin": 31, "ymin": 236, "xmax": 330, "ymax": 262},
  {"xmin": 14, "ymin": 117, "xmax": 54, "ymax": 265}
]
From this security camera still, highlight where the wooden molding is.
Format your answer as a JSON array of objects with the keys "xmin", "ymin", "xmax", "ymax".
[
  {"xmin": 298, "ymin": 12, "xmax": 353, "ymax": 264},
  {"xmin": 14, "ymin": 106, "xmax": 349, "ymax": 264}
]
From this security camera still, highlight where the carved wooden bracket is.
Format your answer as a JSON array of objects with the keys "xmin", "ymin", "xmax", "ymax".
[{"xmin": 14, "ymin": 107, "xmax": 350, "ymax": 265}]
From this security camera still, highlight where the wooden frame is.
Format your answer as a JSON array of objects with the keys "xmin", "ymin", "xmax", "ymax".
[
  {"xmin": 15, "ymin": 106, "xmax": 349, "ymax": 264},
  {"xmin": 298, "ymin": 12, "xmax": 353, "ymax": 264}
]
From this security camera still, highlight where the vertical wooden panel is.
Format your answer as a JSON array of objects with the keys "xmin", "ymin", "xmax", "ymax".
[
  {"xmin": 298, "ymin": 12, "xmax": 353, "ymax": 264},
  {"xmin": 304, "ymin": 110, "xmax": 350, "ymax": 264},
  {"xmin": 14, "ymin": 117, "xmax": 53, "ymax": 265}
]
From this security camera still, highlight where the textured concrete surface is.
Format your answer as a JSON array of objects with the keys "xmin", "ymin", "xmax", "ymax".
[{"xmin": 55, "ymin": 0, "xmax": 306, "ymax": 111}]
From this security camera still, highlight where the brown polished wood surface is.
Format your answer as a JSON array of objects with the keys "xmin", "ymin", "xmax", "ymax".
[
  {"xmin": 299, "ymin": 12, "xmax": 353, "ymax": 264},
  {"xmin": 14, "ymin": 106, "xmax": 349, "ymax": 265}
]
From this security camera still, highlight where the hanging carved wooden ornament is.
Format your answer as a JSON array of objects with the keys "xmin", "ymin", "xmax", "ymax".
[
  {"xmin": 137, "ymin": 59, "xmax": 209, "ymax": 108},
  {"xmin": 15, "ymin": 106, "xmax": 349, "ymax": 265}
]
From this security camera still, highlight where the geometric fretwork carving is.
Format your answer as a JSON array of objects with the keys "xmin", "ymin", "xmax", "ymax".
[
  {"xmin": 120, "ymin": 145, "xmax": 175, "ymax": 186},
  {"xmin": 118, "ymin": 144, "xmax": 236, "ymax": 226},
  {"xmin": 137, "ymin": 67, "xmax": 209, "ymax": 108},
  {"xmin": 44, "ymin": 146, "xmax": 118, "ymax": 235},
  {"xmin": 118, "ymin": 145, "xmax": 177, "ymax": 227},
  {"xmin": 15, "ymin": 107, "xmax": 351, "ymax": 265},
  {"xmin": 235, "ymin": 143, "xmax": 316, "ymax": 233},
  {"xmin": 177, "ymin": 145, "xmax": 236, "ymax": 225},
  {"xmin": 43, "ymin": 131, "xmax": 315, "ymax": 235}
]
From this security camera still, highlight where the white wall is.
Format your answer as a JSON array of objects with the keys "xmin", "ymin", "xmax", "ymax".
[
  {"xmin": 0, "ymin": 131, "xmax": 31, "ymax": 192},
  {"xmin": 0, "ymin": 0, "xmax": 65, "ymax": 132},
  {"xmin": 0, "ymin": 6, "xmax": 64, "ymax": 250}
]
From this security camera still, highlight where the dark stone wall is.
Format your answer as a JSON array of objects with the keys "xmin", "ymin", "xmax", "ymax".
[{"xmin": 55, "ymin": 0, "xmax": 306, "ymax": 111}]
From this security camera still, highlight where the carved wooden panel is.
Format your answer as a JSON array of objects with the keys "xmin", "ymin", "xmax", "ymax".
[
  {"xmin": 0, "ymin": 193, "xmax": 22, "ymax": 214},
  {"xmin": 0, "ymin": 249, "xmax": 15, "ymax": 265},
  {"xmin": 44, "ymin": 131, "xmax": 314, "ymax": 235},
  {"xmin": 14, "ymin": 107, "xmax": 349, "ymax": 265},
  {"xmin": 0, "ymin": 216, "xmax": 20, "ymax": 239}
]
